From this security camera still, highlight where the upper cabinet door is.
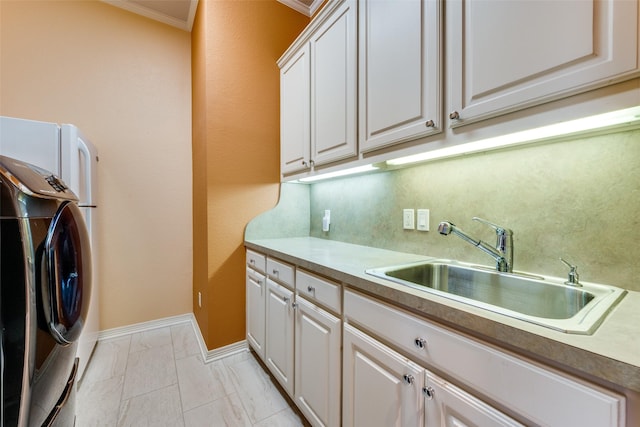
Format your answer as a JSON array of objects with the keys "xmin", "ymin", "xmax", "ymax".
[
  {"xmin": 358, "ymin": 0, "xmax": 442, "ymax": 153},
  {"xmin": 281, "ymin": 45, "xmax": 311, "ymax": 175},
  {"xmin": 447, "ymin": 0, "xmax": 640, "ymax": 127},
  {"xmin": 311, "ymin": 0, "xmax": 358, "ymax": 167}
]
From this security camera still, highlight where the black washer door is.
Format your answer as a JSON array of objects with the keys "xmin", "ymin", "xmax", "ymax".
[{"xmin": 43, "ymin": 201, "xmax": 92, "ymax": 345}]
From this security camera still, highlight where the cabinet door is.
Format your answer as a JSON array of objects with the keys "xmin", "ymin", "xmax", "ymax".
[
  {"xmin": 246, "ymin": 267, "xmax": 266, "ymax": 360},
  {"xmin": 358, "ymin": 0, "xmax": 442, "ymax": 153},
  {"xmin": 343, "ymin": 324, "xmax": 424, "ymax": 427},
  {"xmin": 447, "ymin": 0, "xmax": 639, "ymax": 127},
  {"xmin": 294, "ymin": 296, "xmax": 341, "ymax": 427},
  {"xmin": 265, "ymin": 278, "xmax": 295, "ymax": 396},
  {"xmin": 424, "ymin": 371, "xmax": 523, "ymax": 427},
  {"xmin": 310, "ymin": 0, "xmax": 357, "ymax": 167},
  {"xmin": 281, "ymin": 45, "xmax": 311, "ymax": 175}
]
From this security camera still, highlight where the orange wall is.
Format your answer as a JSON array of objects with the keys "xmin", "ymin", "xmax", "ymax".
[
  {"xmin": 192, "ymin": 0, "xmax": 309, "ymax": 349},
  {"xmin": 0, "ymin": 1, "xmax": 193, "ymax": 330}
]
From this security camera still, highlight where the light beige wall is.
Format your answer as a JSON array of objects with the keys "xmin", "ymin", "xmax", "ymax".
[{"xmin": 0, "ymin": 0, "xmax": 193, "ymax": 329}]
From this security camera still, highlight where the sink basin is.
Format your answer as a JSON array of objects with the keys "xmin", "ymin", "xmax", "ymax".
[{"xmin": 366, "ymin": 260, "xmax": 626, "ymax": 334}]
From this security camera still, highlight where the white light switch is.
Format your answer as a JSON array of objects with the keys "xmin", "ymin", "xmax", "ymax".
[
  {"xmin": 403, "ymin": 209, "xmax": 415, "ymax": 230},
  {"xmin": 417, "ymin": 209, "xmax": 430, "ymax": 231}
]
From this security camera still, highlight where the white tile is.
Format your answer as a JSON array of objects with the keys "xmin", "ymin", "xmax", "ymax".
[
  {"xmin": 122, "ymin": 343, "xmax": 177, "ymax": 400},
  {"xmin": 227, "ymin": 355, "xmax": 290, "ymax": 424},
  {"xmin": 208, "ymin": 359, "xmax": 236, "ymax": 396},
  {"xmin": 253, "ymin": 407, "xmax": 306, "ymax": 427},
  {"xmin": 118, "ymin": 384, "xmax": 184, "ymax": 427},
  {"xmin": 171, "ymin": 323, "xmax": 200, "ymax": 360},
  {"xmin": 80, "ymin": 336, "xmax": 131, "ymax": 385},
  {"xmin": 77, "ymin": 375, "xmax": 124, "ymax": 427},
  {"xmin": 176, "ymin": 355, "xmax": 231, "ymax": 412},
  {"xmin": 221, "ymin": 348, "xmax": 253, "ymax": 368},
  {"xmin": 183, "ymin": 393, "xmax": 251, "ymax": 427},
  {"xmin": 78, "ymin": 326, "xmax": 307, "ymax": 427},
  {"xmin": 129, "ymin": 328, "xmax": 173, "ymax": 353}
]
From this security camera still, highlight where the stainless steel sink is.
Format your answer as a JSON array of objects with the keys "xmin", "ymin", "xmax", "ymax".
[{"xmin": 366, "ymin": 260, "xmax": 626, "ymax": 334}]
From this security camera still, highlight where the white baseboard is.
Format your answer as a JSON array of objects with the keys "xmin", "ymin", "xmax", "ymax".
[{"xmin": 96, "ymin": 313, "xmax": 247, "ymax": 364}]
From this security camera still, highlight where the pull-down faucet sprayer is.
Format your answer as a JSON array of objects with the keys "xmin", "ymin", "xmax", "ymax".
[{"xmin": 438, "ymin": 217, "xmax": 513, "ymax": 273}]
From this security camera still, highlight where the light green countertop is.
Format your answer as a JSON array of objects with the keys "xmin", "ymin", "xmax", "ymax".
[{"xmin": 245, "ymin": 237, "xmax": 640, "ymax": 393}]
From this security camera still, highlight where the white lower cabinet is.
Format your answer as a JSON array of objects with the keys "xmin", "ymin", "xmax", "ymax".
[
  {"xmin": 247, "ymin": 250, "xmax": 626, "ymax": 427},
  {"xmin": 343, "ymin": 323, "xmax": 521, "ymax": 427},
  {"xmin": 294, "ymin": 295, "xmax": 341, "ymax": 427},
  {"xmin": 423, "ymin": 372, "xmax": 523, "ymax": 427},
  {"xmin": 343, "ymin": 323, "xmax": 425, "ymax": 427},
  {"xmin": 265, "ymin": 278, "xmax": 295, "ymax": 396},
  {"xmin": 246, "ymin": 267, "xmax": 266, "ymax": 360},
  {"xmin": 344, "ymin": 289, "xmax": 625, "ymax": 427},
  {"xmin": 246, "ymin": 250, "xmax": 267, "ymax": 361}
]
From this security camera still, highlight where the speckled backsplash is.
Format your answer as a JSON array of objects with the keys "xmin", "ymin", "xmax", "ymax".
[
  {"xmin": 246, "ymin": 129, "xmax": 640, "ymax": 291},
  {"xmin": 307, "ymin": 129, "xmax": 640, "ymax": 292}
]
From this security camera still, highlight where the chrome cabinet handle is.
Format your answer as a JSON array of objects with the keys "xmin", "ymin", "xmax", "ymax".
[
  {"xmin": 292, "ymin": 302, "xmax": 298, "ymax": 309},
  {"xmin": 402, "ymin": 374, "xmax": 415, "ymax": 385},
  {"xmin": 414, "ymin": 338, "xmax": 427, "ymax": 349},
  {"xmin": 302, "ymin": 160, "xmax": 308, "ymax": 167},
  {"xmin": 449, "ymin": 111, "xmax": 460, "ymax": 120},
  {"xmin": 422, "ymin": 386, "xmax": 435, "ymax": 400},
  {"xmin": 249, "ymin": 259, "xmax": 255, "ymax": 264},
  {"xmin": 283, "ymin": 296, "xmax": 290, "ymax": 303},
  {"xmin": 272, "ymin": 269, "xmax": 279, "ymax": 276},
  {"xmin": 425, "ymin": 119, "xmax": 435, "ymax": 127},
  {"xmin": 307, "ymin": 285, "xmax": 315, "ymax": 293}
]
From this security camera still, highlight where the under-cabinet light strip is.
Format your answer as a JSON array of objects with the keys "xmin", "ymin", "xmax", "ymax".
[
  {"xmin": 386, "ymin": 106, "xmax": 640, "ymax": 166},
  {"xmin": 297, "ymin": 164, "xmax": 378, "ymax": 183}
]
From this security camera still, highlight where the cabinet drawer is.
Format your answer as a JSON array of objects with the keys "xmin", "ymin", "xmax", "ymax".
[
  {"xmin": 267, "ymin": 257, "xmax": 295, "ymax": 289},
  {"xmin": 246, "ymin": 249, "xmax": 266, "ymax": 273},
  {"xmin": 296, "ymin": 269, "xmax": 341, "ymax": 314},
  {"xmin": 344, "ymin": 290, "xmax": 625, "ymax": 427}
]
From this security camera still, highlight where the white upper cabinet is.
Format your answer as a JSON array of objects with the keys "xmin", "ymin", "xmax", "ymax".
[
  {"xmin": 311, "ymin": 0, "xmax": 358, "ymax": 166},
  {"xmin": 447, "ymin": 0, "xmax": 640, "ymax": 127},
  {"xmin": 358, "ymin": 0, "xmax": 442, "ymax": 153},
  {"xmin": 280, "ymin": 0, "xmax": 357, "ymax": 176},
  {"xmin": 281, "ymin": 45, "xmax": 311, "ymax": 175}
]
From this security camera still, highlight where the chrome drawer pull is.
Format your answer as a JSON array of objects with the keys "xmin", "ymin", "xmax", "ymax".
[
  {"xmin": 402, "ymin": 374, "xmax": 415, "ymax": 385},
  {"xmin": 423, "ymin": 386, "xmax": 435, "ymax": 400},
  {"xmin": 307, "ymin": 285, "xmax": 315, "ymax": 293},
  {"xmin": 414, "ymin": 337, "xmax": 427, "ymax": 349}
]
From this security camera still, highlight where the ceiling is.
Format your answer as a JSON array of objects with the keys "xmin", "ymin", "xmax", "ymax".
[{"xmin": 102, "ymin": 0, "xmax": 323, "ymax": 32}]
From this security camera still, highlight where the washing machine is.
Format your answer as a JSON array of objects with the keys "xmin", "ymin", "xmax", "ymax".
[{"xmin": 1, "ymin": 155, "xmax": 92, "ymax": 426}]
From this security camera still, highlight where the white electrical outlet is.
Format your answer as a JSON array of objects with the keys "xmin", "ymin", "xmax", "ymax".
[
  {"xmin": 417, "ymin": 209, "xmax": 430, "ymax": 231},
  {"xmin": 403, "ymin": 209, "xmax": 415, "ymax": 230}
]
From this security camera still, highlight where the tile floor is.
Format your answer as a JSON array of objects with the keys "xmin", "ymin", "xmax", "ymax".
[{"xmin": 77, "ymin": 324, "xmax": 308, "ymax": 426}]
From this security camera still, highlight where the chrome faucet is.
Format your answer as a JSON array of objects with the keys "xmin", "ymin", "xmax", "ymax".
[{"xmin": 438, "ymin": 217, "xmax": 513, "ymax": 272}]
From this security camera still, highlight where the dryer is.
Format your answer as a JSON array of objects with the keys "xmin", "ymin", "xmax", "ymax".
[{"xmin": 1, "ymin": 156, "xmax": 92, "ymax": 426}]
